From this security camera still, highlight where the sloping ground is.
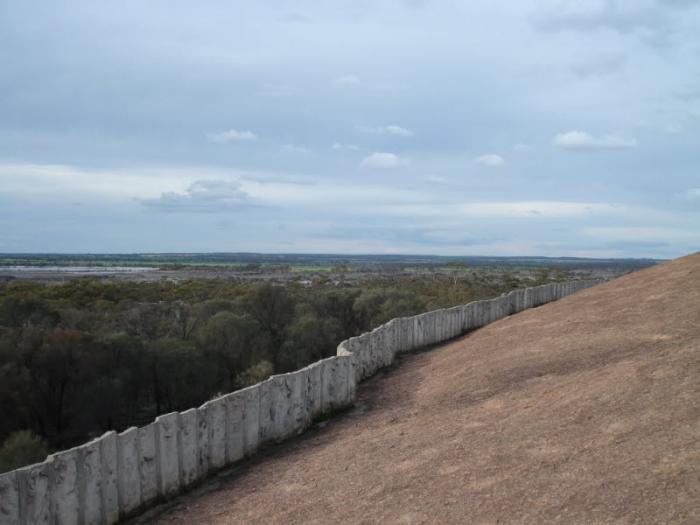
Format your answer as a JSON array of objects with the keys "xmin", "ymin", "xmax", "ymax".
[{"xmin": 155, "ymin": 254, "xmax": 700, "ymax": 524}]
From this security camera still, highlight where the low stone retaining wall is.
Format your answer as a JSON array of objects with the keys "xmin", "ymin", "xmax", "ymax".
[{"xmin": 0, "ymin": 279, "xmax": 600, "ymax": 525}]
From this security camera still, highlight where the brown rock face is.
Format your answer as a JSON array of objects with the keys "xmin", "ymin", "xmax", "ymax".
[{"xmin": 156, "ymin": 253, "xmax": 700, "ymax": 525}]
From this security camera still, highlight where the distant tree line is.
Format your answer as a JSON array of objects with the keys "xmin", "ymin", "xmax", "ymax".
[{"xmin": 0, "ymin": 271, "xmax": 544, "ymax": 472}]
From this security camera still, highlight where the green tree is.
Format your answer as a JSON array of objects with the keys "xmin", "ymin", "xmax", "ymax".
[
  {"xmin": 280, "ymin": 313, "xmax": 341, "ymax": 371},
  {"xmin": 241, "ymin": 284, "xmax": 295, "ymax": 370},
  {"xmin": 198, "ymin": 312, "xmax": 262, "ymax": 390}
]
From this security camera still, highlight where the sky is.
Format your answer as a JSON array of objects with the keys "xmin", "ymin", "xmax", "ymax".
[{"xmin": 1, "ymin": 0, "xmax": 699, "ymax": 258}]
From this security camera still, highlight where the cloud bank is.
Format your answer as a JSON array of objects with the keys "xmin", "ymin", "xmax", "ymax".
[
  {"xmin": 475, "ymin": 154, "xmax": 505, "ymax": 167},
  {"xmin": 1, "ymin": 1, "xmax": 698, "ymax": 257},
  {"xmin": 361, "ymin": 152, "xmax": 409, "ymax": 168},
  {"xmin": 553, "ymin": 131, "xmax": 637, "ymax": 150},
  {"xmin": 208, "ymin": 129, "xmax": 259, "ymax": 143}
]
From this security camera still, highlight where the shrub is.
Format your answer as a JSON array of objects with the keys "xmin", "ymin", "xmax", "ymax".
[
  {"xmin": 237, "ymin": 360, "xmax": 274, "ymax": 388},
  {"xmin": 0, "ymin": 430, "xmax": 49, "ymax": 473}
]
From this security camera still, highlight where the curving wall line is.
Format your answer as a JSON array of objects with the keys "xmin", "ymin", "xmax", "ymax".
[{"xmin": 0, "ymin": 279, "xmax": 602, "ymax": 525}]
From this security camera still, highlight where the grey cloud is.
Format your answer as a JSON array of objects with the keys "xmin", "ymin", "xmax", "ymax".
[
  {"xmin": 277, "ymin": 12, "xmax": 313, "ymax": 24},
  {"xmin": 571, "ymin": 54, "xmax": 628, "ymax": 79},
  {"xmin": 139, "ymin": 180, "xmax": 255, "ymax": 213},
  {"xmin": 533, "ymin": 0, "xmax": 686, "ymax": 38},
  {"xmin": 319, "ymin": 226, "xmax": 489, "ymax": 247},
  {"xmin": 401, "ymin": 0, "xmax": 432, "ymax": 10},
  {"xmin": 658, "ymin": 0, "xmax": 700, "ymax": 9}
]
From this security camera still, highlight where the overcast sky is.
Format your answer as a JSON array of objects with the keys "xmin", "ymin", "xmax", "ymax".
[{"xmin": 1, "ymin": 0, "xmax": 699, "ymax": 258}]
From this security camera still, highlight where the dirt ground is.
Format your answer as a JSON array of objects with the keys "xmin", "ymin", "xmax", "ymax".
[{"xmin": 153, "ymin": 253, "xmax": 700, "ymax": 524}]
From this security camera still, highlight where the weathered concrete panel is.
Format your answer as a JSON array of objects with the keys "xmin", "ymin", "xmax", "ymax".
[
  {"xmin": 260, "ymin": 369, "xmax": 317, "ymax": 444},
  {"xmin": 480, "ymin": 300, "xmax": 490, "ymax": 326},
  {"xmin": 322, "ymin": 358, "xmax": 340, "ymax": 410},
  {"xmin": 442, "ymin": 308, "xmax": 455, "ymax": 341},
  {"xmin": 346, "ymin": 333, "xmax": 365, "ymax": 381},
  {"xmin": 177, "ymin": 409, "xmax": 199, "ymax": 487},
  {"xmin": 369, "ymin": 329, "xmax": 384, "ymax": 376},
  {"xmin": 530, "ymin": 286, "xmax": 538, "ymax": 307},
  {"xmin": 338, "ymin": 338, "xmax": 358, "ymax": 384},
  {"xmin": 355, "ymin": 333, "xmax": 372, "ymax": 381},
  {"xmin": 258, "ymin": 378, "xmax": 276, "ymax": 444},
  {"xmin": 288, "ymin": 371, "xmax": 307, "ymax": 434},
  {"xmin": 461, "ymin": 303, "xmax": 473, "ymax": 331},
  {"xmin": 337, "ymin": 339, "xmax": 357, "ymax": 399},
  {"xmin": 422, "ymin": 311, "xmax": 432, "ymax": 345},
  {"xmin": 408, "ymin": 315, "xmax": 416, "ymax": 349},
  {"xmin": 421, "ymin": 312, "xmax": 431, "ymax": 345},
  {"xmin": 508, "ymin": 290, "xmax": 518, "ymax": 315},
  {"xmin": 303, "ymin": 361, "xmax": 323, "ymax": 422},
  {"xmin": 17, "ymin": 462, "xmax": 50, "ymax": 525},
  {"xmin": 396, "ymin": 317, "xmax": 407, "ymax": 353},
  {"xmin": 444, "ymin": 308, "xmax": 454, "ymax": 339},
  {"xmin": 431, "ymin": 310, "xmax": 440, "ymax": 343},
  {"xmin": 527, "ymin": 287, "xmax": 535, "ymax": 306},
  {"xmin": 380, "ymin": 321, "xmax": 394, "ymax": 364},
  {"xmin": 493, "ymin": 297, "xmax": 503, "ymax": 321},
  {"xmin": 388, "ymin": 320, "xmax": 399, "ymax": 362},
  {"xmin": 536, "ymin": 285, "xmax": 544, "ymax": 306},
  {"xmin": 270, "ymin": 376, "xmax": 290, "ymax": 441},
  {"xmin": 473, "ymin": 301, "xmax": 483, "ymax": 328},
  {"xmin": 482, "ymin": 300, "xmax": 492, "ymax": 325},
  {"xmin": 224, "ymin": 393, "xmax": 245, "ymax": 464},
  {"xmin": 433, "ymin": 310, "xmax": 442, "ymax": 343},
  {"xmin": 443, "ymin": 309, "xmax": 452, "ymax": 340},
  {"xmin": 470, "ymin": 302, "xmax": 482, "ymax": 328},
  {"xmin": 100, "ymin": 431, "xmax": 119, "ymax": 524},
  {"xmin": 156, "ymin": 412, "xmax": 180, "ymax": 497},
  {"xmin": 452, "ymin": 307, "xmax": 459, "ymax": 337},
  {"xmin": 486, "ymin": 299, "xmax": 494, "ymax": 324},
  {"xmin": 0, "ymin": 471, "xmax": 19, "ymax": 525},
  {"xmin": 395, "ymin": 318, "xmax": 410, "ymax": 353},
  {"xmin": 321, "ymin": 357, "xmax": 349, "ymax": 412},
  {"xmin": 241, "ymin": 384, "xmax": 260, "ymax": 456},
  {"xmin": 435, "ymin": 310, "xmax": 443, "ymax": 342},
  {"xmin": 79, "ymin": 438, "xmax": 102, "ymax": 525},
  {"xmin": 137, "ymin": 423, "xmax": 158, "ymax": 505},
  {"xmin": 553, "ymin": 282, "xmax": 561, "ymax": 299},
  {"xmin": 271, "ymin": 373, "xmax": 301, "ymax": 440},
  {"xmin": 196, "ymin": 404, "xmax": 210, "ymax": 477},
  {"xmin": 472, "ymin": 302, "xmax": 483, "ymax": 327},
  {"xmin": 494, "ymin": 297, "xmax": 506, "ymax": 321},
  {"xmin": 430, "ymin": 311, "xmax": 441, "ymax": 344},
  {"xmin": 341, "ymin": 356, "xmax": 353, "ymax": 405},
  {"xmin": 344, "ymin": 354, "xmax": 357, "ymax": 403},
  {"xmin": 455, "ymin": 306, "xmax": 464, "ymax": 335},
  {"xmin": 422, "ymin": 311, "xmax": 435, "ymax": 345},
  {"xmin": 206, "ymin": 397, "xmax": 228, "ymax": 470},
  {"xmin": 50, "ymin": 448, "xmax": 79, "ymax": 525},
  {"xmin": 511, "ymin": 290, "xmax": 523, "ymax": 314},
  {"xmin": 116, "ymin": 427, "xmax": 141, "ymax": 517},
  {"xmin": 340, "ymin": 337, "xmax": 359, "ymax": 382},
  {"xmin": 413, "ymin": 314, "xmax": 424, "ymax": 348}
]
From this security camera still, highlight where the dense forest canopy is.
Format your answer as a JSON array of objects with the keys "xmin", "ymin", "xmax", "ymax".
[{"xmin": 0, "ymin": 270, "xmax": 560, "ymax": 472}]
